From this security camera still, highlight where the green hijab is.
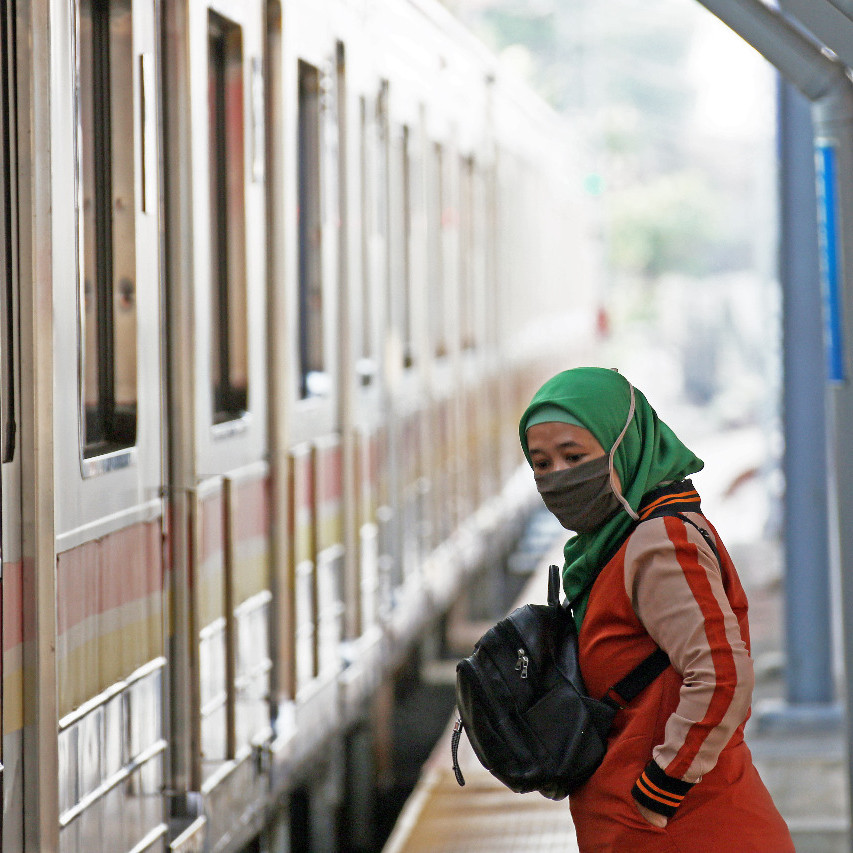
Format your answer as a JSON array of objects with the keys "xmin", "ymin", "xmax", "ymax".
[{"xmin": 519, "ymin": 367, "xmax": 703, "ymax": 626}]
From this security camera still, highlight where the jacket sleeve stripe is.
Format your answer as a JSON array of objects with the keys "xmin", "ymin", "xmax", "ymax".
[{"xmin": 663, "ymin": 515, "xmax": 740, "ymax": 779}]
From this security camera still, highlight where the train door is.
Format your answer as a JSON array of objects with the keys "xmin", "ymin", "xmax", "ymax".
[
  {"xmin": 161, "ymin": 1, "xmax": 270, "ymax": 848},
  {"xmin": 386, "ymin": 86, "xmax": 430, "ymax": 606},
  {"xmin": 0, "ymin": 0, "xmax": 15, "ymax": 845},
  {"xmin": 349, "ymin": 73, "xmax": 391, "ymax": 637},
  {"xmin": 265, "ymin": 3, "xmax": 347, "ymax": 775},
  {"xmin": 331, "ymin": 42, "xmax": 386, "ymax": 720},
  {"xmin": 49, "ymin": 0, "xmax": 168, "ymax": 851}
]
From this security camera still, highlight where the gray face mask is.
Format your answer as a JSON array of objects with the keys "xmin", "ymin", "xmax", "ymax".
[{"xmin": 534, "ymin": 456, "xmax": 623, "ymax": 533}]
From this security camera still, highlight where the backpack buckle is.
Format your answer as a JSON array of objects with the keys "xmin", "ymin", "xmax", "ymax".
[{"xmin": 603, "ymin": 687, "xmax": 628, "ymax": 710}]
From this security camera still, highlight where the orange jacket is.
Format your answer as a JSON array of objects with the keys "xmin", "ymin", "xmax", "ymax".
[{"xmin": 569, "ymin": 486, "xmax": 793, "ymax": 852}]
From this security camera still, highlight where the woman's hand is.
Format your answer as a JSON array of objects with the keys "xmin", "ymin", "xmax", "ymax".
[{"xmin": 636, "ymin": 802, "xmax": 669, "ymax": 828}]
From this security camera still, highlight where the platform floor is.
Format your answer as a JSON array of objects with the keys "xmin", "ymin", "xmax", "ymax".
[
  {"xmin": 382, "ymin": 552, "xmax": 579, "ymax": 853},
  {"xmin": 382, "ymin": 717, "xmax": 578, "ymax": 853}
]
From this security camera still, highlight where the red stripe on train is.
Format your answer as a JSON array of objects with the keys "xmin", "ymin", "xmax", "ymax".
[{"xmin": 56, "ymin": 521, "xmax": 164, "ymax": 636}]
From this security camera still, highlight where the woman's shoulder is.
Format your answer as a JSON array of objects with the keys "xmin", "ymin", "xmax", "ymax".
[
  {"xmin": 624, "ymin": 494, "xmax": 722, "ymax": 592},
  {"xmin": 636, "ymin": 479, "xmax": 703, "ymax": 521}
]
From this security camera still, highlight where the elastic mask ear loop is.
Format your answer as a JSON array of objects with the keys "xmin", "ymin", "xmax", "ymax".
[{"xmin": 609, "ymin": 383, "xmax": 640, "ymax": 521}]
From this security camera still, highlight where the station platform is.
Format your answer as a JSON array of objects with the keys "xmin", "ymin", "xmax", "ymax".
[
  {"xmin": 382, "ymin": 554, "xmax": 579, "ymax": 853},
  {"xmin": 383, "ymin": 530, "xmax": 851, "ymax": 853},
  {"xmin": 382, "ymin": 739, "xmax": 577, "ymax": 853}
]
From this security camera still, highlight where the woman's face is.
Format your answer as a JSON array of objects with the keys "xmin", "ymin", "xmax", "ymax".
[
  {"xmin": 526, "ymin": 421, "xmax": 623, "ymax": 493},
  {"xmin": 526, "ymin": 421, "xmax": 606, "ymax": 474}
]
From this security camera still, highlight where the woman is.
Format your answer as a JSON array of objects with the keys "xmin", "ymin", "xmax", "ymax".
[{"xmin": 519, "ymin": 367, "xmax": 793, "ymax": 852}]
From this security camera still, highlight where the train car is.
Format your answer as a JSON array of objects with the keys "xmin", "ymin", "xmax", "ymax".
[{"xmin": 0, "ymin": 0, "xmax": 598, "ymax": 850}]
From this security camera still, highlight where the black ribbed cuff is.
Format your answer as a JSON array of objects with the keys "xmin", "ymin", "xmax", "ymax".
[{"xmin": 631, "ymin": 760, "xmax": 694, "ymax": 818}]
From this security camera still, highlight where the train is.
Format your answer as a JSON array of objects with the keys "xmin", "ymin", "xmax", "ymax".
[{"xmin": 0, "ymin": 0, "xmax": 599, "ymax": 850}]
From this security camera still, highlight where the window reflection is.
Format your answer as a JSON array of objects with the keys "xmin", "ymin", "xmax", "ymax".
[
  {"xmin": 78, "ymin": 0, "xmax": 137, "ymax": 457},
  {"xmin": 209, "ymin": 12, "xmax": 249, "ymax": 423}
]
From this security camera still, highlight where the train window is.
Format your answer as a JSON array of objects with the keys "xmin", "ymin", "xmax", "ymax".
[
  {"xmin": 375, "ymin": 83, "xmax": 389, "ymax": 265},
  {"xmin": 460, "ymin": 156, "xmax": 476, "ymax": 351},
  {"xmin": 297, "ymin": 60, "xmax": 326, "ymax": 399},
  {"xmin": 482, "ymin": 162, "xmax": 497, "ymax": 350},
  {"xmin": 357, "ymin": 96, "xmax": 375, "ymax": 385},
  {"xmin": 78, "ymin": 0, "xmax": 138, "ymax": 458},
  {"xmin": 427, "ymin": 143, "xmax": 446, "ymax": 358},
  {"xmin": 473, "ymin": 162, "xmax": 488, "ymax": 349},
  {"xmin": 408, "ymin": 121, "xmax": 426, "ymax": 370},
  {"xmin": 209, "ymin": 12, "xmax": 249, "ymax": 423},
  {"xmin": 397, "ymin": 126, "xmax": 414, "ymax": 369}
]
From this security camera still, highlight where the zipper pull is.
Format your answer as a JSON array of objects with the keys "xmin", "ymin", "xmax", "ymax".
[
  {"xmin": 451, "ymin": 716, "xmax": 465, "ymax": 787},
  {"xmin": 516, "ymin": 648, "xmax": 529, "ymax": 679}
]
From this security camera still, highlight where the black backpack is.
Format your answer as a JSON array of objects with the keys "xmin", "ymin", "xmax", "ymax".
[
  {"xmin": 452, "ymin": 564, "xmax": 668, "ymax": 799},
  {"xmin": 452, "ymin": 512, "xmax": 719, "ymax": 800}
]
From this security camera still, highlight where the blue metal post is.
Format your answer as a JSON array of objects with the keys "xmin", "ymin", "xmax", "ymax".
[{"xmin": 778, "ymin": 79, "xmax": 835, "ymax": 705}]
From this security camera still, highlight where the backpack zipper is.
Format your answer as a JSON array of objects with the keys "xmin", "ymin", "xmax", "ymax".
[{"xmin": 515, "ymin": 648, "xmax": 529, "ymax": 679}]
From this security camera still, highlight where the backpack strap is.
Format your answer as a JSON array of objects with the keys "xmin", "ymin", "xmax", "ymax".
[
  {"xmin": 602, "ymin": 648, "xmax": 671, "ymax": 710},
  {"xmin": 548, "ymin": 563, "xmax": 562, "ymax": 607},
  {"xmin": 670, "ymin": 511, "xmax": 721, "ymax": 566}
]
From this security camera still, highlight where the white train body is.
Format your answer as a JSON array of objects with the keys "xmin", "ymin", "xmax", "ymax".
[{"xmin": 0, "ymin": 0, "xmax": 597, "ymax": 849}]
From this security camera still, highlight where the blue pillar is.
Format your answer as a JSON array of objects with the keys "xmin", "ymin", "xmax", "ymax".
[{"xmin": 778, "ymin": 78, "xmax": 834, "ymax": 705}]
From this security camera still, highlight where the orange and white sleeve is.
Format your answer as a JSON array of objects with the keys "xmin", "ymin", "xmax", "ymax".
[{"xmin": 624, "ymin": 514, "xmax": 754, "ymax": 818}]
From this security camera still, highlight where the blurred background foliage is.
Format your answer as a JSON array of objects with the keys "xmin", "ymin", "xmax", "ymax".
[{"xmin": 445, "ymin": 0, "xmax": 773, "ymax": 287}]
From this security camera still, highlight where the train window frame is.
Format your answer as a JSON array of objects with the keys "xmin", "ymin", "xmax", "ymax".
[
  {"xmin": 75, "ymin": 0, "xmax": 139, "ymax": 470},
  {"xmin": 208, "ymin": 10, "xmax": 250, "ymax": 427}
]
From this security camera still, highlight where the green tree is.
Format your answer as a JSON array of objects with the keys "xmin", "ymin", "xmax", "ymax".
[{"xmin": 608, "ymin": 171, "xmax": 720, "ymax": 277}]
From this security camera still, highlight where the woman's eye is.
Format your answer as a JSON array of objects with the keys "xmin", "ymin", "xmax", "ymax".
[{"xmin": 565, "ymin": 454, "xmax": 584, "ymax": 464}]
